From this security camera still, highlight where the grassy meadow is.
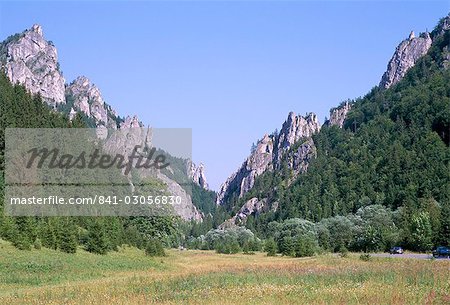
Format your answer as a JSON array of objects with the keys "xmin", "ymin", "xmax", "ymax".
[{"xmin": 0, "ymin": 239, "xmax": 448, "ymax": 304}]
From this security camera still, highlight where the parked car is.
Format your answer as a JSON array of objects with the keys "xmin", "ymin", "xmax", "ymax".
[
  {"xmin": 389, "ymin": 246, "xmax": 404, "ymax": 254},
  {"xmin": 432, "ymin": 246, "xmax": 450, "ymax": 258}
]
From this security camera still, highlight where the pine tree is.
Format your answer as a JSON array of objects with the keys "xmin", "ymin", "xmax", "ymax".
[
  {"xmin": 41, "ymin": 220, "xmax": 58, "ymax": 250},
  {"xmin": 59, "ymin": 219, "xmax": 78, "ymax": 254},
  {"xmin": 86, "ymin": 219, "xmax": 108, "ymax": 255}
]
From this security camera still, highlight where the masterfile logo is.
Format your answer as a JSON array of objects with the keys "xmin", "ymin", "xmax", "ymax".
[{"xmin": 5, "ymin": 128, "xmax": 192, "ymax": 216}]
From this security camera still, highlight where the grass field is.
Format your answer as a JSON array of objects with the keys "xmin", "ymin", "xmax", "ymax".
[{"xmin": 0, "ymin": 239, "xmax": 448, "ymax": 304}]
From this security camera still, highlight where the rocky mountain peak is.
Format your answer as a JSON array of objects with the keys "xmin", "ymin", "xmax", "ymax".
[
  {"xmin": 1, "ymin": 24, "xmax": 65, "ymax": 106},
  {"xmin": 327, "ymin": 101, "xmax": 352, "ymax": 128},
  {"xmin": 190, "ymin": 162, "xmax": 209, "ymax": 189},
  {"xmin": 66, "ymin": 76, "xmax": 119, "ymax": 128},
  {"xmin": 31, "ymin": 24, "xmax": 43, "ymax": 36},
  {"xmin": 275, "ymin": 112, "xmax": 320, "ymax": 162},
  {"xmin": 379, "ymin": 30, "xmax": 432, "ymax": 89},
  {"xmin": 217, "ymin": 111, "xmax": 320, "ymax": 205},
  {"xmin": 120, "ymin": 115, "xmax": 142, "ymax": 128},
  {"xmin": 433, "ymin": 14, "xmax": 450, "ymax": 38}
]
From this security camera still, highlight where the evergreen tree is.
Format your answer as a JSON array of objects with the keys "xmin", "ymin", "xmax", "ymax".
[
  {"xmin": 59, "ymin": 219, "xmax": 78, "ymax": 254},
  {"xmin": 264, "ymin": 238, "xmax": 277, "ymax": 256},
  {"xmin": 85, "ymin": 219, "xmax": 108, "ymax": 255}
]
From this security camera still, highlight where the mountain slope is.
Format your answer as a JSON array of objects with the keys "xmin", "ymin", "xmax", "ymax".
[
  {"xmin": 0, "ymin": 24, "xmax": 212, "ymax": 221},
  {"xmin": 217, "ymin": 14, "xmax": 450, "ymax": 246}
]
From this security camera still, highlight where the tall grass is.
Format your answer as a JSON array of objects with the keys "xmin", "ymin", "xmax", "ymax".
[{"xmin": 0, "ymin": 239, "xmax": 448, "ymax": 304}]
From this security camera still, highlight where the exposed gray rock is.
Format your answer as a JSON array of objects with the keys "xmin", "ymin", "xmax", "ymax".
[
  {"xmin": 380, "ymin": 31, "xmax": 432, "ymax": 89},
  {"xmin": 216, "ymin": 133, "xmax": 274, "ymax": 205},
  {"xmin": 328, "ymin": 101, "xmax": 351, "ymax": 128},
  {"xmin": 190, "ymin": 162, "xmax": 209, "ymax": 189},
  {"xmin": 275, "ymin": 112, "xmax": 320, "ymax": 162},
  {"xmin": 66, "ymin": 76, "xmax": 120, "ymax": 128},
  {"xmin": 1, "ymin": 24, "xmax": 65, "ymax": 107},
  {"xmin": 156, "ymin": 172, "xmax": 203, "ymax": 221},
  {"xmin": 433, "ymin": 14, "xmax": 450, "ymax": 38},
  {"xmin": 102, "ymin": 127, "xmax": 203, "ymax": 221},
  {"xmin": 219, "ymin": 197, "xmax": 267, "ymax": 228},
  {"xmin": 217, "ymin": 112, "xmax": 320, "ymax": 205},
  {"xmin": 285, "ymin": 138, "xmax": 317, "ymax": 183},
  {"xmin": 120, "ymin": 115, "xmax": 142, "ymax": 128},
  {"xmin": 239, "ymin": 134, "xmax": 274, "ymax": 197},
  {"xmin": 433, "ymin": 15, "xmax": 450, "ymax": 69}
]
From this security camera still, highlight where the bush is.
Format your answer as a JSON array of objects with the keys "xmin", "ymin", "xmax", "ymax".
[
  {"xmin": 294, "ymin": 235, "xmax": 317, "ymax": 257},
  {"xmin": 360, "ymin": 253, "xmax": 371, "ymax": 261},
  {"xmin": 264, "ymin": 238, "xmax": 277, "ymax": 256},
  {"xmin": 145, "ymin": 239, "xmax": 166, "ymax": 257},
  {"xmin": 216, "ymin": 238, "xmax": 240, "ymax": 254},
  {"xmin": 33, "ymin": 238, "xmax": 42, "ymax": 250},
  {"xmin": 59, "ymin": 221, "xmax": 78, "ymax": 254},
  {"xmin": 339, "ymin": 246, "xmax": 349, "ymax": 258},
  {"xmin": 280, "ymin": 236, "xmax": 295, "ymax": 257},
  {"xmin": 12, "ymin": 234, "xmax": 31, "ymax": 251}
]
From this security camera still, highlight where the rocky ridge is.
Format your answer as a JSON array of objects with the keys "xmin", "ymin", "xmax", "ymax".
[
  {"xmin": 327, "ymin": 101, "xmax": 351, "ymax": 128},
  {"xmin": 219, "ymin": 19, "xmax": 449, "ymax": 225},
  {"xmin": 190, "ymin": 162, "xmax": 209, "ymax": 190},
  {"xmin": 66, "ymin": 76, "xmax": 121, "ymax": 128},
  {"xmin": 0, "ymin": 24, "xmax": 65, "ymax": 107},
  {"xmin": 380, "ymin": 31, "xmax": 432, "ymax": 89},
  {"xmin": 216, "ymin": 112, "xmax": 320, "ymax": 206},
  {"xmin": 0, "ymin": 24, "xmax": 205, "ymax": 221}
]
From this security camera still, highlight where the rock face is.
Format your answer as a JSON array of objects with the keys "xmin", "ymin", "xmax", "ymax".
[
  {"xmin": 157, "ymin": 173, "xmax": 203, "ymax": 221},
  {"xmin": 433, "ymin": 14, "xmax": 450, "ymax": 38},
  {"xmin": 216, "ymin": 112, "xmax": 320, "ymax": 205},
  {"xmin": 219, "ymin": 197, "xmax": 267, "ymax": 228},
  {"xmin": 433, "ymin": 15, "xmax": 450, "ymax": 69},
  {"xmin": 327, "ymin": 101, "xmax": 351, "ymax": 128},
  {"xmin": 0, "ymin": 24, "xmax": 65, "ymax": 107},
  {"xmin": 380, "ymin": 31, "xmax": 432, "ymax": 89},
  {"xmin": 285, "ymin": 138, "xmax": 317, "ymax": 180},
  {"xmin": 216, "ymin": 134, "xmax": 274, "ymax": 205},
  {"xmin": 119, "ymin": 115, "xmax": 141, "ymax": 128},
  {"xmin": 190, "ymin": 162, "xmax": 209, "ymax": 189},
  {"xmin": 66, "ymin": 76, "xmax": 120, "ymax": 128}
]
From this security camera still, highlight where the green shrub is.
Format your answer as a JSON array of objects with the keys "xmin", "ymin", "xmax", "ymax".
[
  {"xmin": 216, "ymin": 239, "xmax": 240, "ymax": 254},
  {"xmin": 264, "ymin": 238, "xmax": 277, "ymax": 256},
  {"xmin": 295, "ymin": 235, "xmax": 317, "ymax": 257},
  {"xmin": 145, "ymin": 239, "xmax": 165, "ymax": 257},
  {"xmin": 339, "ymin": 246, "xmax": 349, "ymax": 258},
  {"xmin": 360, "ymin": 253, "xmax": 371, "ymax": 261},
  {"xmin": 85, "ymin": 221, "xmax": 108, "ymax": 255},
  {"xmin": 12, "ymin": 234, "xmax": 31, "ymax": 251},
  {"xmin": 33, "ymin": 238, "xmax": 42, "ymax": 250}
]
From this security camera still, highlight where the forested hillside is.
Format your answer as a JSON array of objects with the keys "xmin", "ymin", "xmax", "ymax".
[{"xmin": 0, "ymin": 73, "xmax": 188, "ymax": 253}]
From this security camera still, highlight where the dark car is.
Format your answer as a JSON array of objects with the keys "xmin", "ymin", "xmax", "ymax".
[
  {"xmin": 389, "ymin": 246, "xmax": 404, "ymax": 254},
  {"xmin": 432, "ymin": 246, "xmax": 450, "ymax": 258}
]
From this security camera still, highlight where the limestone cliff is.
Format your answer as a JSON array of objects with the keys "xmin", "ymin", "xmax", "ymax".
[
  {"xmin": 380, "ymin": 31, "xmax": 432, "ymax": 89},
  {"xmin": 66, "ymin": 76, "xmax": 120, "ymax": 128},
  {"xmin": 327, "ymin": 101, "xmax": 351, "ymax": 128},
  {"xmin": 0, "ymin": 24, "xmax": 65, "ymax": 107},
  {"xmin": 216, "ymin": 112, "xmax": 320, "ymax": 205},
  {"xmin": 190, "ymin": 162, "xmax": 209, "ymax": 190}
]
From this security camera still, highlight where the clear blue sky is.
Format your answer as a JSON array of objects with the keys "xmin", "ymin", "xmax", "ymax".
[{"xmin": 0, "ymin": 1, "xmax": 448, "ymax": 190}]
